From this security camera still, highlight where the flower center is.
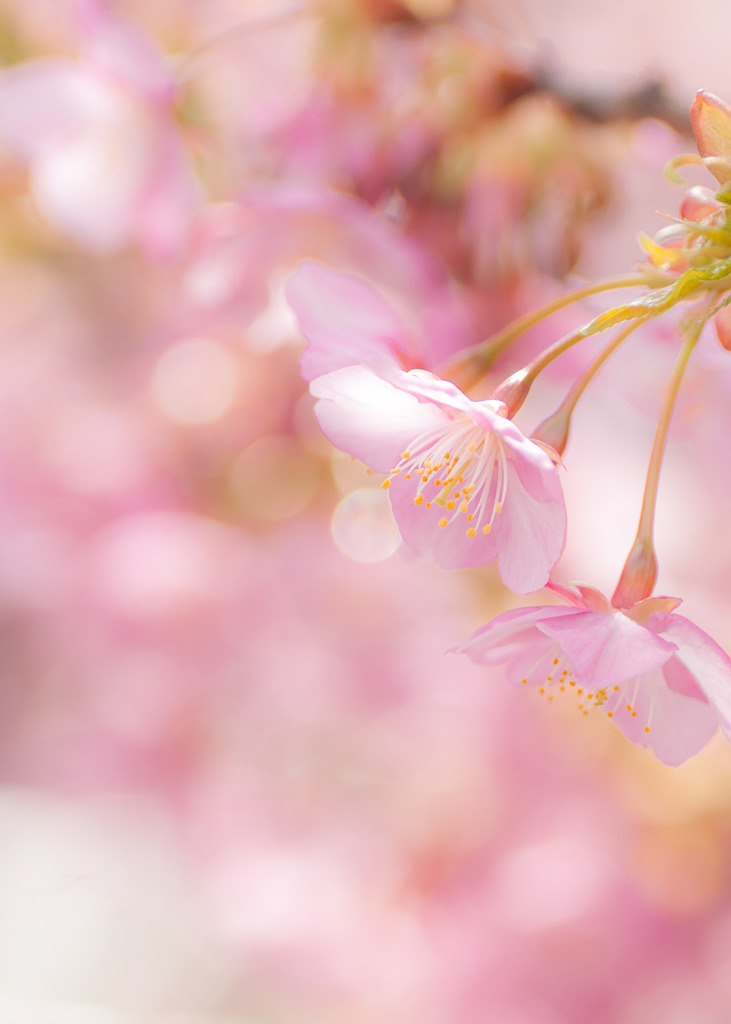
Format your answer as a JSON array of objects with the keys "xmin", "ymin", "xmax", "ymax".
[
  {"xmin": 382, "ymin": 416, "xmax": 508, "ymax": 538},
  {"xmin": 521, "ymin": 643, "xmax": 652, "ymax": 733}
]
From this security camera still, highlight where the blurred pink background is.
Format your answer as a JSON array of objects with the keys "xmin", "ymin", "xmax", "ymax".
[{"xmin": 0, "ymin": 1, "xmax": 731, "ymax": 1022}]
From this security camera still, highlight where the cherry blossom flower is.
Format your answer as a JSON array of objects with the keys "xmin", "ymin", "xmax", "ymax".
[
  {"xmin": 288, "ymin": 262, "xmax": 566, "ymax": 592},
  {"xmin": 0, "ymin": 0, "xmax": 199, "ymax": 255},
  {"xmin": 455, "ymin": 582, "xmax": 731, "ymax": 765}
]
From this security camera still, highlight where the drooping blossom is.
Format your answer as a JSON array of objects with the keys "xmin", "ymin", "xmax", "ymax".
[
  {"xmin": 287, "ymin": 261, "xmax": 566, "ymax": 592},
  {"xmin": 455, "ymin": 581, "xmax": 731, "ymax": 765},
  {"xmin": 0, "ymin": 0, "xmax": 199, "ymax": 255}
]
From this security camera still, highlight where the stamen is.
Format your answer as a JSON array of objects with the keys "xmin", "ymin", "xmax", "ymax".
[{"xmin": 388, "ymin": 415, "xmax": 511, "ymax": 539}]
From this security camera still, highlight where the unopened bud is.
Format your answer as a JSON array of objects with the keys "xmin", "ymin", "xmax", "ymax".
[
  {"xmin": 714, "ymin": 305, "xmax": 731, "ymax": 351},
  {"xmin": 690, "ymin": 90, "xmax": 731, "ymax": 185}
]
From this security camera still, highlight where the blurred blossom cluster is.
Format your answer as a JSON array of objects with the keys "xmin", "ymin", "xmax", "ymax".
[{"xmin": 3, "ymin": 1, "xmax": 731, "ymax": 1022}]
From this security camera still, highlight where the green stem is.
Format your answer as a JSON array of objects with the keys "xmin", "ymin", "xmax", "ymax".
[
  {"xmin": 447, "ymin": 272, "xmax": 664, "ymax": 384},
  {"xmin": 532, "ymin": 318, "xmax": 647, "ymax": 456},
  {"xmin": 611, "ymin": 298, "xmax": 713, "ymax": 608},
  {"xmin": 489, "ymin": 324, "xmax": 599, "ymax": 416},
  {"xmin": 489, "ymin": 259, "xmax": 731, "ymax": 415}
]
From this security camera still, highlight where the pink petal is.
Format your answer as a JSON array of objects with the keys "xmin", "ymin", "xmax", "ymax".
[
  {"xmin": 662, "ymin": 652, "xmax": 709, "ymax": 701},
  {"xmin": 287, "ymin": 262, "xmax": 424, "ymax": 381},
  {"xmin": 492, "ymin": 460, "xmax": 566, "ymax": 594},
  {"xmin": 610, "ymin": 666, "xmax": 718, "ymax": 767},
  {"xmin": 538, "ymin": 610, "xmax": 676, "ymax": 687},
  {"xmin": 652, "ymin": 612, "xmax": 731, "ymax": 739},
  {"xmin": 455, "ymin": 606, "xmax": 572, "ymax": 656},
  {"xmin": 389, "ymin": 469, "xmax": 499, "ymax": 571},
  {"xmin": 679, "ymin": 184, "xmax": 722, "ymax": 222},
  {"xmin": 397, "ymin": 371, "xmax": 479, "ymax": 416},
  {"xmin": 453, "ymin": 606, "xmax": 576, "ymax": 683},
  {"xmin": 311, "ymin": 366, "xmax": 447, "ymax": 473}
]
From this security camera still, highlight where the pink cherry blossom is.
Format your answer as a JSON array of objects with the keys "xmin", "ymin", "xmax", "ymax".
[
  {"xmin": 0, "ymin": 0, "xmax": 199, "ymax": 255},
  {"xmin": 288, "ymin": 263, "xmax": 566, "ymax": 592},
  {"xmin": 455, "ymin": 582, "xmax": 731, "ymax": 765}
]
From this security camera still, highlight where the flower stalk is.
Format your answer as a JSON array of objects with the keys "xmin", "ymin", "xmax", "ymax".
[
  {"xmin": 611, "ymin": 298, "xmax": 713, "ymax": 608},
  {"xmin": 532, "ymin": 318, "xmax": 647, "ymax": 456}
]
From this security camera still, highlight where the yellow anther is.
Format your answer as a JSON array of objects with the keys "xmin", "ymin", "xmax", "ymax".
[
  {"xmin": 381, "ymin": 480, "xmax": 391, "ymax": 488},
  {"xmin": 539, "ymin": 687, "xmax": 545, "ymax": 694},
  {"xmin": 644, "ymin": 726, "xmax": 650, "ymax": 732},
  {"xmin": 631, "ymin": 712, "xmax": 637, "ymax": 718},
  {"xmin": 422, "ymin": 475, "xmax": 428, "ymax": 483},
  {"xmin": 607, "ymin": 712, "xmax": 613, "ymax": 718},
  {"xmin": 401, "ymin": 451, "xmax": 411, "ymax": 459},
  {"xmin": 414, "ymin": 495, "xmax": 424, "ymax": 506},
  {"xmin": 438, "ymin": 517, "xmax": 448, "ymax": 528},
  {"xmin": 495, "ymin": 502, "xmax": 503, "ymax": 514},
  {"xmin": 482, "ymin": 524, "xmax": 491, "ymax": 535},
  {"xmin": 446, "ymin": 501, "xmax": 455, "ymax": 510},
  {"xmin": 467, "ymin": 514, "xmax": 473, "ymax": 521},
  {"xmin": 425, "ymin": 502, "xmax": 432, "ymax": 509},
  {"xmin": 552, "ymin": 658, "xmax": 559, "ymax": 666},
  {"xmin": 521, "ymin": 678, "xmax": 527, "ymax": 684},
  {"xmin": 546, "ymin": 676, "xmax": 553, "ymax": 682},
  {"xmin": 459, "ymin": 501, "xmax": 469, "ymax": 513},
  {"xmin": 466, "ymin": 527, "xmax": 477, "ymax": 538}
]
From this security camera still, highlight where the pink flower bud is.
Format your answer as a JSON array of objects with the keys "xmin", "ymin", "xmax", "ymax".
[
  {"xmin": 690, "ymin": 89, "xmax": 731, "ymax": 184},
  {"xmin": 714, "ymin": 304, "xmax": 731, "ymax": 351}
]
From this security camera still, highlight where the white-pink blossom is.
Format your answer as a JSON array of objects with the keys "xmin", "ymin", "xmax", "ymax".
[
  {"xmin": 456, "ymin": 582, "xmax": 731, "ymax": 765},
  {"xmin": 288, "ymin": 262, "xmax": 566, "ymax": 592}
]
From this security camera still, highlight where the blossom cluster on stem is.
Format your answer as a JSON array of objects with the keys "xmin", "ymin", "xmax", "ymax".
[{"xmin": 288, "ymin": 90, "xmax": 731, "ymax": 766}]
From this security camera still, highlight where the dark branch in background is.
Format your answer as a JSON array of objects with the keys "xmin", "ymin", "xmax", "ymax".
[
  {"xmin": 533, "ymin": 72, "xmax": 692, "ymax": 134},
  {"xmin": 378, "ymin": 1, "xmax": 695, "ymax": 135},
  {"xmin": 484, "ymin": 61, "xmax": 692, "ymax": 134}
]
